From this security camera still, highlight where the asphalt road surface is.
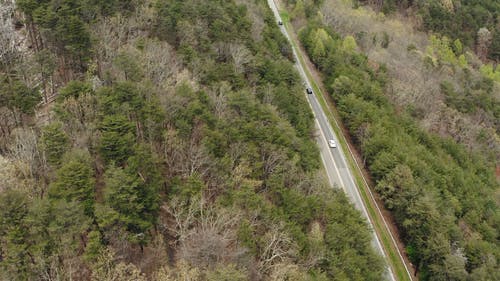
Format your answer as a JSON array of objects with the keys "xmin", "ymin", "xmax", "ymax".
[{"xmin": 267, "ymin": 0, "xmax": 396, "ymax": 280}]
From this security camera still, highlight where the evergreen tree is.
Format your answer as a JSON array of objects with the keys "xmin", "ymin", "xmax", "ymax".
[
  {"xmin": 58, "ymin": 80, "xmax": 93, "ymax": 101},
  {"xmin": 488, "ymin": 28, "xmax": 500, "ymax": 62},
  {"xmin": 0, "ymin": 78, "xmax": 40, "ymax": 115},
  {"xmin": 0, "ymin": 190, "xmax": 31, "ymax": 280},
  {"xmin": 102, "ymin": 145, "xmax": 161, "ymax": 245},
  {"xmin": 49, "ymin": 149, "xmax": 95, "ymax": 216},
  {"xmin": 41, "ymin": 122, "xmax": 70, "ymax": 166},
  {"xmin": 98, "ymin": 114, "xmax": 135, "ymax": 164}
]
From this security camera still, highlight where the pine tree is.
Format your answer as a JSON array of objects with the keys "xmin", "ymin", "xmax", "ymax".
[
  {"xmin": 488, "ymin": 28, "xmax": 500, "ymax": 62},
  {"xmin": 98, "ymin": 114, "xmax": 135, "ymax": 164},
  {"xmin": 49, "ymin": 150, "xmax": 95, "ymax": 216},
  {"xmin": 102, "ymin": 153, "xmax": 160, "ymax": 245},
  {"xmin": 41, "ymin": 122, "xmax": 69, "ymax": 166},
  {"xmin": 0, "ymin": 190, "xmax": 31, "ymax": 279}
]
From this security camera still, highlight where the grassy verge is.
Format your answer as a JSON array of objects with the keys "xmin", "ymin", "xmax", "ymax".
[
  {"xmin": 279, "ymin": 11, "xmax": 290, "ymax": 23},
  {"xmin": 281, "ymin": 15, "xmax": 413, "ymax": 281}
]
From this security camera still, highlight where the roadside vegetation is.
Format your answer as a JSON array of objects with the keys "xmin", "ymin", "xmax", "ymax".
[
  {"xmin": 283, "ymin": 0, "xmax": 499, "ymax": 280},
  {"xmin": 0, "ymin": 0, "xmax": 385, "ymax": 280}
]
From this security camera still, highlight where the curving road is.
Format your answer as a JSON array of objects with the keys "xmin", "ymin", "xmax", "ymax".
[{"xmin": 266, "ymin": 0, "xmax": 396, "ymax": 280}]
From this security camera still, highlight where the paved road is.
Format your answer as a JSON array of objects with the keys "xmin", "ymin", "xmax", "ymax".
[{"xmin": 267, "ymin": 1, "xmax": 396, "ymax": 280}]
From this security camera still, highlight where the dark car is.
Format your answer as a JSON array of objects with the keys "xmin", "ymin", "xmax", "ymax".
[
  {"xmin": 306, "ymin": 87, "xmax": 313, "ymax": 94},
  {"xmin": 278, "ymin": 20, "xmax": 283, "ymax": 26}
]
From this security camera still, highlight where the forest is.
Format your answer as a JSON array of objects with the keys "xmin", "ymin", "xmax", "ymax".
[
  {"xmin": 0, "ymin": 0, "xmax": 385, "ymax": 280},
  {"xmin": 357, "ymin": 0, "xmax": 500, "ymax": 62},
  {"xmin": 283, "ymin": 0, "xmax": 499, "ymax": 280}
]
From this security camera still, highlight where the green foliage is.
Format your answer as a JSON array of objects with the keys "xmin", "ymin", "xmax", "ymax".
[
  {"xmin": 98, "ymin": 82, "xmax": 143, "ymax": 115},
  {"xmin": 35, "ymin": 48, "xmax": 56, "ymax": 78},
  {"xmin": 0, "ymin": 190, "xmax": 91, "ymax": 281},
  {"xmin": 151, "ymin": 2, "xmax": 381, "ymax": 277},
  {"xmin": 154, "ymin": 0, "xmax": 251, "ymax": 48},
  {"xmin": 98, "ymin": 114, "xmax": 135, "ymax": 164},
  {"xmin": 97, "ymin": 81, "xmax": 165, "ymax": 142},
  {"xmin": 440, "ymin": 75, "xmax": 500, "ymax": 129},
  {"xmin": 41, "ymin": 122, "xmax": 70, "ymax": 166},
  {"xmin": 300, "ymin": 24, "xmax": 499, "ymax": 280},
  {"xmin": 480, "ymin": 64, "xmax": 500, "ymax": 82},
  {"xmin": 100, "ymin": 145, "xmax": 161, "ymax": 243},
  {"xmin": 17, "ymin": 0, "xmax": 136, "ymax": 73},
  {"xmin": 426, "ymin": 35, "xmax": 467, "ymax": 68},
  {"xmin": 84, "ymin": 230, "xmax": 104, "ymax": 262},
  {"xmin": 291, "ymin": 0, "xmax": 305, "ymax": 20},
  {"xmin": 0, "ymin": 189, "xmax": 32, "ymax": 280},
  {"xmin": 206, "ymin": 264, "xmax": 248, "ymax": 281},
  {"xmin": 56, "ymin": 15, "xmax": 92, "ymax": 62},
  {"xmin": 0, "ymin": 77, "xmax": 41, "ymax": 114},
  {"xmin": 45, "ymin": 199, "xmax": 92, "ymax": 256},
  {"xmin": 453, "ymin": 39, "xmax": 463, "ymax": 55},
  {"xmin": 49, "ymin": 149, "xmax": 95, "ymax": 216},
  {"xmin": 490, "ymin": 28, "xmax": 500, "ymax": 61},
  {"xmin": 58, "ymin": 80, "xmax": 93, "ymax": 101},
  {"xmin": 113, "ymin": 52, "xmax": 144, "ymax": 82},
  {"xmin": 170, "ymin": 175, "xmax": 204, "ymax": 200},
  {"xmin": 342, "ymin": 35, "xmax": 358, "ymax": 52},
  {"xmin": 3, "ymin": 0, "xmax": 394, "ymax": 279},
  {"xmin": 102, "ymin": 166, "xmax": 152, "ymax": 238},
  {"xmin": 360, "ymin": 0, "xmax": 500, "ymax": 55},
  {"xmin": 355, "ymin": 0, "xmax": 500, "ymax": 61}
]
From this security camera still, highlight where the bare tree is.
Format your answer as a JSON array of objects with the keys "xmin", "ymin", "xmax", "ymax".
[
  {"xmin": 184, "ymin": 135, "xmax": 212, "ymax": 178},
  {"xmin": 35, "ymin": 254, "xmax": 89, "ymax": 281},
  {"xmin": 477, "ymin": 28, "xmax": 492, "ymax": 61},
  {"xmin": 0, "ymin": 155, "xmax": 17, "ymax": 191},
  {"xmin": 258, "ymin": 222, "xmax": 298, "ymax": 275},
  {"xmin": 0, "ymin": 0, "xmax": 21, "ymax": 72},
  {"xmin": 91, "ymin": 249, "xmax": 147, "ymax": 281},
  {"xmin": 230, "ymin": 44, "xmax": 252, "ymax": 74},
  {"xmin": 178, "ymin": 20, "xmax": 199, "ymax": 49},
  {"xmin": 235, "ymin": 0, "xmax": 264, "ymax": 41},
  {"xmin": 0, "ymin": 107, "xmax": 16, "ymax": 146},
  {"xmin": 207, "ymin": 82, "xmax": 230, "ymax": 119},
  {"xmin": 268, "ymin": 262, "xmax": 309, "ymax": 281},
  {"xmin": 180, "ymin": 206, "xmax": 245, "ymax": 268},
  {"xmin": 91, "ymin": 4, "xmax": 153, "ymax": 77},
  {"xmin": 153, "ymin": 260, "xmax": 201, "ymax": 281},
  {"xmin": 260, "ymin": 144, "xmax": 287, "ymax": 181},
  {"xmin": 162, "ymin": 126, "xmax": 212, "ymax": 179},
  {"xmin": 163, "ymin": 197, "xmax": 246, "ymax": 269},
  {"xmin": 7, "ymin": 128, "xmax": 44, "ymax": 189},
  {"xmin": 161, "ymin": 196, "xmax": 200, "ymax": 243},
  {"xmin": 142, "ymin": 40, "xmax": 179, "ymax": 86}
]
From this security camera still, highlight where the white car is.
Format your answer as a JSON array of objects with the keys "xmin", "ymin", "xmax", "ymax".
[{"xmin": 329, "ymin": 139, "xmax": 337, "ymax": 148}]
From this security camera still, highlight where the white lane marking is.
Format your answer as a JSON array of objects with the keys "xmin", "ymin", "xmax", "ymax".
[
  {"xmin": 318, "ymin": 144, "xmax": 336, "ymax": 187},
  {"xmin": 267, "ymin": 0, "xmax": 399, "ymax": 280}
]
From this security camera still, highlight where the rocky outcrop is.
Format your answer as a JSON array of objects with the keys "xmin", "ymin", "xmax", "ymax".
[{"xmin": 0, "ymin": 0, "xmax": 27, "ymax": 65}]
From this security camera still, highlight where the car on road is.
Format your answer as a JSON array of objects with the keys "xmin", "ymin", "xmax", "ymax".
[
  {"xmin": 306, "ymin": 87, "xmax": 313, "ymax": 94},
  {"xmin": 329, "ymin": 139, "xmax": 337, "ymax": 148},
  {"xmin": 278, "ymin": 20, "xmax": 283, "ymax": 25}
]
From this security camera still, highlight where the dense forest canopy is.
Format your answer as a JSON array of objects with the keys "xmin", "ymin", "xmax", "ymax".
[
  {"xmin": 0, "ymin": 0, "xmax": 385, "ymax": 280},
  {"xmin": 283, "ymin": 0, "xmax": 499, "ymax": 280}
]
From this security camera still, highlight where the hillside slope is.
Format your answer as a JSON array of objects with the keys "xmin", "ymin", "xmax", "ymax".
[
  {"xmin": 282, "ymin": 0, "xmax": 499, "ymax": 280},
  {"xmin": 0, "ymin": 0, "xmax": 385, "ymax": 280}
]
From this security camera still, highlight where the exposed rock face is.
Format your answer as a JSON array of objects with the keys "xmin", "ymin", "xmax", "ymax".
[
  {"xmin": 0, "ymin": 0, "xmax": 26, "ymax": 64},
  {"xmin": 0, "ymin": 1, "xmax": 16, "ymax": 60}
]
